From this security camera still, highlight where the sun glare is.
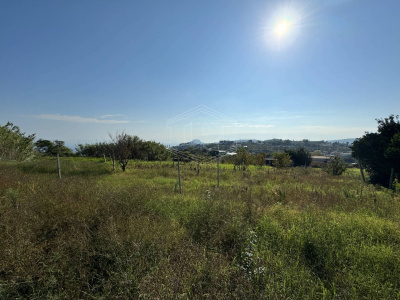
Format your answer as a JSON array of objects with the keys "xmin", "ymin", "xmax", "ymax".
[
  {"xmin": 275, "ymin": 20, "xmax": 290, "ymax": 37},
  {"xmin": 263, "ymin": 2, "xmax": 311, "ymax": 51}
]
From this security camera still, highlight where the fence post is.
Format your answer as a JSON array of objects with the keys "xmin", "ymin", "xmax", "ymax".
[
  {"xmin": 57, "ymin": 154, "xmax": 62, "ymax": 179},
  {"xmin": 217, "ymin": 157, "xmax": 220, "ymax": 187},
  {"xmin": 178, "ymin": 158, "xmax": 182, "ymax": 194}
]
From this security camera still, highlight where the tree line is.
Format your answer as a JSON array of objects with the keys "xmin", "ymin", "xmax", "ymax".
[
  {"xmin": 75, "ymin": 132, "xmax": 170, "ymax": 171},
  {"xmin": 1, "ymin": 115, "xmax": 399, "ymax": 188}
]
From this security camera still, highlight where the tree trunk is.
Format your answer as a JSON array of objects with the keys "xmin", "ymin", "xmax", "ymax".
[{"xmin": 359, "ymin": 161, "xmax": 365, "ymax": 183}]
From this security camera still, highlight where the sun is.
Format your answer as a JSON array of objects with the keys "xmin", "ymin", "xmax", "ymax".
[
  {"xmin": 263, "ymin": 2, "xmax": 310, "ymax": 50},
  {"xmin": 275, "ymin": 19, "xmax": 290, "ymax": 37}
]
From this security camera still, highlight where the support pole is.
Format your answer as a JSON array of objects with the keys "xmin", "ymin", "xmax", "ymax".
[
  {"xmin": 57, "ymin": 154, "xmax": 62, "ymax": 179},
  {"xmin": 217, "ymin": 157, "xmax": 220, "ymax": 187},
  {"xmin": 178, "ymin": 159, "xmax": 182, "ymax": 194}
]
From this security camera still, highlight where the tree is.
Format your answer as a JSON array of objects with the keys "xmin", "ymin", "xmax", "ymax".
[
  {"xmin": 0, "ymin": 122, "xmax": 35, "ymax": 161},
  {"xmin": 35, "ymin": 139, "xmax": 53, "ymax": 154},
  {"xmin": 285, "ymin": 147, "xmax": 312, "ymax": 167},
  {"xmin": 234, "ymin": 147, "xmax": 251, "ymax": 170},
  {"xmin": 108, "ymin": 132, "xmax": 139, "ymax": 172},
  {"xmin": 254, "ymin": 152, "xmax": 266, "ymax": 167},
  {"xmin": 35, "ymin": 139, "xmax": 73, "ymax": 156},
  {"xmin": 140, "ymin": 141, "xmax": 170, "ymax": 161},
  {"xmin": 273, "ymin": 152, "xmax": 292, "ymax": 168},
  {"xmin": 324, "ymin": 156, "xmax": 347, "ymax": 176},
  {"xmin": 351, "ymin": 115, "xmax": 400, "ymax": 187}
]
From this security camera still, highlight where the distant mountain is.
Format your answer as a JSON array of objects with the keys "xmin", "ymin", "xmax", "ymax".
[
  {"xmin": 178, "ymin": 139, "xmax": 204, "ymax": 146},
  {"xmin": 190, "ymin": 139, "xmax": 203, "ymax": 145}
]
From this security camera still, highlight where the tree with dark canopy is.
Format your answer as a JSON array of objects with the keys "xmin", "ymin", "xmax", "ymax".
[
  {"xmin": 35, "ymin": 139, "xmax": 73, "ymax": 156},
  {"xmin": 285, "ymin": 147, "xmax": 312, "ymax": 167},
  {"xmin": 351, "ymin": 115, "xmax": 400, "ymax": 188}
]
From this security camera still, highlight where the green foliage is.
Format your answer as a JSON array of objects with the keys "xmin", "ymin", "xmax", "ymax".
[
  {"xmin": 324, "ymin": 156, "xmax": 348, "ymax": 176},
  {"xmin": 0, "ymin": 122, "xmax": 36, "ymax": 161},
  {"xmin": 385, "ymin": 132, "xmax": 400, "ymax": 171},
  {"xmin": 233, "ymin": 147, "xmax": 251, "ymax": 170},
  {"xmin": 352, "ymin": 115, "xmax": 400, "ymax": 187},
  {"xmin": 285, "ymin": 147, "xmax": 312, "ymax": 167},
  {"xmin": 106, "ymin": 132, "xmax": 135, "ymax": 171},
  {"xmin": 273, "ymin": 152, "xmax": 292, "ymax": 168},
  {"xmin": 75, "ymin": 142, "xmax": 107, "ymax": 157},
  {"xmin": 76, "ymin": 137, "xmax": 170, "ymax": 164},
  {"xmin": 254, "ymin": 152, "xmax": 266, "ymax": 167},
  {"xmin": 35, "ymin": 139, "xmax": 73, "ymax": 156},
  {"xmin": 139, "ymin": 140, "xmax": 170, "ymax": 161}
]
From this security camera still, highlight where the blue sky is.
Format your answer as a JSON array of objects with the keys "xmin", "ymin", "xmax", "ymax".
[{"xmin": 1, "ymin": 0, "xmax": 399, "ymax": 147}]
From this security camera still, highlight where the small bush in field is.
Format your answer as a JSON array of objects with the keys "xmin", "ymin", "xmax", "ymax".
[
  {"xmin": 272, "ymin": 152, "xmax": 292, "ymax": 168},
  {"xmin": 324, "ymin": 156, "xmax": 348, "ymax": 175}
]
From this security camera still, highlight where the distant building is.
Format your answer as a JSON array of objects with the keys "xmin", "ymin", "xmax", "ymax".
[{"xmin": 311, "ymin": 156, "xmax": 331, "ymax": 163}]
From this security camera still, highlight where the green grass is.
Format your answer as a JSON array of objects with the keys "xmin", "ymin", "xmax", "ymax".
[{"xmin": 0, "ymin": 157, "xmax": 399, "ymax": 299}]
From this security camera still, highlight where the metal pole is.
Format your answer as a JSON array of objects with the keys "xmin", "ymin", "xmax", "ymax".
[
  {"xmin": 57, "ymin": 154, "xmax": 61, "ymax": 179},
  {"xmin": 217, "ymin": 157, "xmax": 220, "ymax": 187},
  {"xmin": 178, "ymin": 159, "xmax": 182, "ymax": 194}
]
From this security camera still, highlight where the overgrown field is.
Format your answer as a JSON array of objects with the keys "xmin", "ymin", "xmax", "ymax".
[{"xmin": 1, "ymin": 158, "xmax": 400, "ymax": 299}]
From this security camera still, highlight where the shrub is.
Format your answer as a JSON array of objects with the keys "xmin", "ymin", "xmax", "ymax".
[
  {"xmin": 324, "ymin": 156, "xmax": 348, "ymax": 176},
  {"xmin": 273, "ymin": 152, "xmax": 292, "ymax": 168}
]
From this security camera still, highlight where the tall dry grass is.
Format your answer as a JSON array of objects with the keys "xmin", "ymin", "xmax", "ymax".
[{"xmin": 0, "ymin": 158, "xmax": 399, "ymax": 299}]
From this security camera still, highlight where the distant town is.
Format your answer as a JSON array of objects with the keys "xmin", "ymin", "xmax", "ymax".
[{"xmin": 173, "ymin": 138, "xmax": 356, "ymax": 163}]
